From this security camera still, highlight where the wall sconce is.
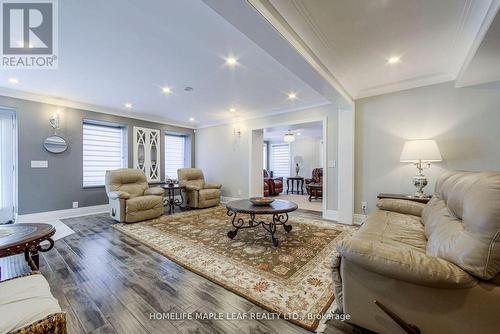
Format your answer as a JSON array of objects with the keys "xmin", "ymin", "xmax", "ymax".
[
  {"xmin": 233, "ymin": 126, "xmax": 241, "ymax": 138},
  {"xmin": 49, "ymin": 110, "xmax": 61, "ymax": 135}
]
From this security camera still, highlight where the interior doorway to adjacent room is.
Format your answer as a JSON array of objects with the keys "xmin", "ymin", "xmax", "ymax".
[
  {"xmin": 0, "ymin": 108, "xmax": 16, "ymax": 224},
  {"xmin": 262, "ymin": 121, "xmax": 324, "ymax": 212}
]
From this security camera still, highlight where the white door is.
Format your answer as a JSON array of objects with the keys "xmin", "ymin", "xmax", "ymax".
[{"xmin": 0, "ymin": 109, "xmax": 15, "ymax": 223}]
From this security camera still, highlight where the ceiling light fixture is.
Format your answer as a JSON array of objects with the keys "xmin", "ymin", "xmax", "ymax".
[
  {"xmin": 297, "ymin": 132, "xmax": 301, "ymax": 136},
  {"xmin": 124, "ymin": 103, "xmax": 133, "ymax": 109},
  {"xmin": 8, "ymin": 78, "xmax": 19, "ymax": 84},
  {"xmin": 189, "ymin": 117, "xmax": 195, "ymax": 122},
  {"xmin": 288, "ymin": 92, "xmax": 297, "ymax": 100},
  {"xmin": 162, "ymin": 87, "xmax": 172, "ymax": 94},
  {"xmin": 225, "ymin": 57, "xmax": 238, "ymax": 66},
  {"xmin": 387, "ymin": 56, "xmax": 401, "ymax": 64},
  {"xmin": 229, "ymin": 108, "xmax": 236, "ymax": 113},
  {"xmin": 284, "ymin": 130, "xmax": 295, "ymax": 143}
]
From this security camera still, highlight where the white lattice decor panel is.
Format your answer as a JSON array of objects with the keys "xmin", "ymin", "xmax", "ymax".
[{"xmin": 133, "ymin": 126, "xmax": 161, "ymax": 182}]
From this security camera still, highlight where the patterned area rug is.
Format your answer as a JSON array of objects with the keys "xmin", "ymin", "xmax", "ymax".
[{"xmin": 113, "ymin": 206, "xmax": 354, "ymax": 331}]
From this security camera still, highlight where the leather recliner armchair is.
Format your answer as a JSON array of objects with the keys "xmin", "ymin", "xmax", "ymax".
[
  {"xmin": 305, "ymin": 167, "xmax": 323, "ymax": 196},
  {"xmin": 334, "ymin": 171, "xmax": 500, "ymax": 334},
  {"xmin": 178, "ymin": 168, "xmax": 221, "ymax": 209},
  {"xmin": 105, "ymin": 168, "xmax": 165, "ymax": 223},
  {"xmin": 263, "ymin": 169, "xmax": 283, "ymax": 196}
]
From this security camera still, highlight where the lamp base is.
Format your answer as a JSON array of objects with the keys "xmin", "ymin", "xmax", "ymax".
[{"xmin": 412, "ymin": 173, "xmax": 429, "ymax": 198}]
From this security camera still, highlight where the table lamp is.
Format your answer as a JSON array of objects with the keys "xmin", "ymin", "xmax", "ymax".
[{"xmin": 400, "ymin": 139, "xmax": 442, "ymax": 198}]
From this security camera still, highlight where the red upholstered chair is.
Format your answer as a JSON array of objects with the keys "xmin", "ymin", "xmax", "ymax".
[
  {"xmin": 305, "ymin": 168, "xmax": 323, "ymax": 196},
  {"xmin": 263, "ymin": 170, "xmax": 283, "ymax": 196}
]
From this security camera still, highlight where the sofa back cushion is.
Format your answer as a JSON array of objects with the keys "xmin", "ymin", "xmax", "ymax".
[
  {"xmin": 178, "ymin": 168, "xmax": 206, "ymax": 189},
  {"xmin": 105, "ymin": 168, "xmax": 148, "ymax": 198},
  {"xmin": 422, "ymin": 171, "xmax": 500, "ymax": 279}
]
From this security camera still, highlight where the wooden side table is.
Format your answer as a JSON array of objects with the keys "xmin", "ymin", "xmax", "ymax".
[
  {"xmin": 286, "ymin": 177, "xmax": 304, "ymax": 195},
  {"xmin": 377, "ymin": 193, "xmax": 431, "ymax": 204},
  {"xmin": 159, "ymin": 184, "xmax": 186, "ymax": 214},
  {"xmin": 0, "ymin": 223, "xmax": 55, "ymax": 277}
]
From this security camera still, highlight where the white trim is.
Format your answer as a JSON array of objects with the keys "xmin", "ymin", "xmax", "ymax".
[
  {"xmin": 220, "ymin": 196, "xmax": 241, "ymax": 204},
  {"xmin": 196, "ymin": 101, "xmax": 332, "ymax": 129},
  {"xmin": 16, "ymin": 204, "xmax": 109, "ymax": 223},
  {"xmin": 322, "ymin": 210, "xmax": 338, "ymax": 222},
  {"xmin": 455, "ymin": 0, "xmax": 500, "ymax": 87},
  {"xmin": 0, "ymin": 87, "xmax": 195, "ymax": 129},
  {"xmin": 337, "ymin": 108, "xmax": 355, "ymax": 225}
]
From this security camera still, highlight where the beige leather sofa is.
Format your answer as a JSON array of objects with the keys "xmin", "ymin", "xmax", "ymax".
[
  {"xmin": 105, "ymin": 168, "xmax": 164, "ymax": 223},
  {"xmin": 334, "ymin": 171, "xmax": 500, "ymax": 334},
  {"xmin": 177, "ymin": 168, "xmax": 221, "ymax": 209}
]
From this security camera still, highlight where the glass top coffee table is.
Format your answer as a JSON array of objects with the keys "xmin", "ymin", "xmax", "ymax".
[{"xmin": 225, "ymin": 199, "xmax": 298, "ymax": 247}]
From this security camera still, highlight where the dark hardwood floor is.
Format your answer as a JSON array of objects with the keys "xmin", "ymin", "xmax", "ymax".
[{"xmin": 0, "ymin": 210, "xmax": 366, "ymax": 334}]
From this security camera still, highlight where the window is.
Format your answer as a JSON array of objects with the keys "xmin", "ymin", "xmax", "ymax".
[
  {"xmin": 270, "ymin": 143, "xmax": 290, "ymax": 178},
  {"xmin": 165, "ymin": 134, "xmax": 185, "ymax": 179},
  {"xmin": 263, "ymin": 143, "xmax": 268, "ymax": 170},
  {"xmin": 83, "ymin": 121, "xmax": 126, "ymax": 187}
]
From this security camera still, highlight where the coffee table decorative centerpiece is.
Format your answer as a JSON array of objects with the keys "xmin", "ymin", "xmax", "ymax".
[
  {"xmin": 249, "ymin": 197, "xmax": 274, "ymax": 206},
  {"xmin": 226, "ymin": 199, "xmax": 298, "ymax": 247}
]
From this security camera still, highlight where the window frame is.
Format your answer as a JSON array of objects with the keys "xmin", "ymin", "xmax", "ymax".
[
  {"xmin": 164, "ymin": 133, "xmax": 187, "ymax": 181},
  {"xmin": 270, "ymin": 143, "xmax": 291, "ymax": 178}
]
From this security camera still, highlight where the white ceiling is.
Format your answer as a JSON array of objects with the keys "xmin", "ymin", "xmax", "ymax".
[
  {"xmin": 264, "ymin": 0, "xmax": 496, "ymax": 98},
  {"xmin": 0, "ymin": 0, "xmax": 329, "ymax": 127},
  {"xmin": 264, "ymin": 121, "xmax": 322, "ymax": 141}
]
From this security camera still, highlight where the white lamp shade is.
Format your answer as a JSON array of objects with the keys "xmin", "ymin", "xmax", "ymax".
[{"xmin": 400, "ymin": 140, "xmax": 442, "ymax": 162}]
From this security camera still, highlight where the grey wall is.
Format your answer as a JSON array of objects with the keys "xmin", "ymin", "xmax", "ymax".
[
  {"xmin": 355, "ymin": 81, "xmax": 500, "ymax": 213},
  {"xmin": 196, "ymin": 104, "xmax": 339, "ymax": 211},
  {"xmin": 0, "ymin": 95, "xmax": 195, "ymax": 215}
]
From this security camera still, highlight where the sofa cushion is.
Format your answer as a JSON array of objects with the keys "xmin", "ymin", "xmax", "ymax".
[
  {"xmin": 0, "ymin": 274, "xmax": 62, "ymax": 333},
  {"xmin": 199, "ymin": 188, "xmax": 221, "ymax": 200},
  {"xmin": 357, "ymin": 209, "xmax": 427, "ymax": 251},
  {"xmin": 126, "ymin": 195, "xmax": 163, "ymax": 212},
  {"xmin": 423, "ymin": 171, "xmax": 500, "ymax": 279}
]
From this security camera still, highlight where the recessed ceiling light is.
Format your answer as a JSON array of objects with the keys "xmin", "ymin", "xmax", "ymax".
[
  {"xmin": 297, "ymin": 132, "xmax": 301, "ymax": 136},
  {"xmin": 288, "ymin": 92, "xmax": 297, "ymax": 100},
  {"xmin": 162, "ymin": 87, "xmax": 172, "ymax": 94},
  {"xmin": 124, "ymin": 103, "xmax": 133, "ymax": 109},
  {"xmin": 387, "ymin": 56, "xmax": 401, "ymax": 64},
  {"xmin": 225, "ymin": 57, "xmax": 238, "ymax": 66},
  {"xmin": 8, "ymin": 78, "xmax": 19, "ymax": 84},
  {"xmin": 189, "ymin": 117, "xmax": 195, "ymax": 122},
  {"xmin": 229, "ymin": 108, "xmax": 236, "ymax": 113}
]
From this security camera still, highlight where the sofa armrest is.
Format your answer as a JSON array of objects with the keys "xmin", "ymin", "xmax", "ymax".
[
  {"xmin": 377, "ymin": 198, "xmax": 426, "ymax": 217},
  {"xmin": 336, "ymin": 237, "xmax": 477, "ymax": 289},
  {"xmin": 205, "ymin": 183, "xmax": 222, "ymax": 189},
  {"xmin": 108, "ymin": 191, "xmax": 130, "ymax": 200},
  {"xmin": 144, "ymin": 187, "xmax": 165, "ymax": 196}
]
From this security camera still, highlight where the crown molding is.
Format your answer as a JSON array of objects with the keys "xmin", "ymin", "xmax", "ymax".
[
  {"xmin": 355, "ymin": 73, "xmax": 454, "ymax": 99},
  {"xmin": 195, "ymin": 100, "xmax": 332, "ymax": 129},
  {"xmin": 455, "ymin": 0, "xmax": 500, "ymax": 87},
  {"xmin": 0, "ymin": 87, "xmax": 196, "ymax": 129}
]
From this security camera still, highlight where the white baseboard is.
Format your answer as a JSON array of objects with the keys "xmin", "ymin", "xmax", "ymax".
[
  {"xmin": 220, "ymin": 196, "xmax": 241, "ymax": 204},
  {"xmin": 322, "ymin": 210, "xmax": 338, "ymax": 222},
  {"xmin": 16, "ymin": 204, "xmax": 109, "ymax": 223}
]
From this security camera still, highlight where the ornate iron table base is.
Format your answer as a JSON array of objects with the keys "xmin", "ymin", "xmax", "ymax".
[
  {"xmin": 24, "ymin": 238, "xmax": 54, "ymax": 270},
  {"xmin": 226, "ymin": 210, "xmax": 292, "ymax": 247}
]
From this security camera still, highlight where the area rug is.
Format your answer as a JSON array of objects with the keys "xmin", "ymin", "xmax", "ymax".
[{"xmin": 113, "ymin": 206, "xmax": 355, "ymax": 331}]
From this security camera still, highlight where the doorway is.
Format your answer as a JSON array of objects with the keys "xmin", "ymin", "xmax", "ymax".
[
  {"xmin": 249, "ymin": 117, "xmax": 327, "ymax": 216},
  {"xmin": 0, "ymin": 108, "xmax": 16, "ymax": 223}
]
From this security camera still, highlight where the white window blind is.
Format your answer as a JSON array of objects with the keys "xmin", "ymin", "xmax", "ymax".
[
  {"xmin": 83, "ymin": 122, "xmax": 125, "ymax": 187},
  {"xmin": 263, "ymin": 143, "xmax": 268, "ymax": 170},
  {"xmin": 271, "ymin": 144, "xmax": 290, "ymax": 178},
  {"xmin": 165, "ymin": 134, "xmax": 185, "ymax": 179}
]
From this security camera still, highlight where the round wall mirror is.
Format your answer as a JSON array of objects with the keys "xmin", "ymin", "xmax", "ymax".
[{"xmin": 43, "ymin": 135, "xmax": 68, "ymax": 153}]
